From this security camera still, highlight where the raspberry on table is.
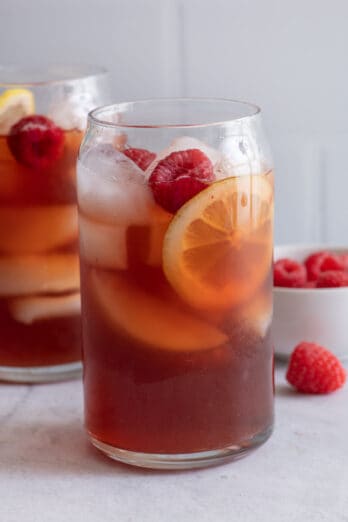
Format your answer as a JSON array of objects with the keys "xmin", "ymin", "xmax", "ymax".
[
  {"xmin": 273, "ymin": 258, "xmax": 307, "ymax": 288},
  {"xmin": 305, "ymin": 251, "xmax": 345, "ymax": 281},
  {"xmin": 123, "ymin": 147, "xmax": 156, "ymax": 171},
  {"xmin": 7, "ymin": 115, "xmax": 65, "ymax": 169},
  {"xmin": 286, "ymin": 342, "xmax": 346, "ymax": 393},
  {"xmin": 149, "ymin": 148, "xmax": 214, "ymax": 213},
  {"xmin": 316, "ymin": 270, "xmax": 348, "ymax": 288}
]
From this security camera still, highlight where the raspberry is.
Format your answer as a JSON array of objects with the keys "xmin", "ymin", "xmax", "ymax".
[
  {"xmin": 7, "ymin": 115, "xmax": 65, "ymax": 169},
  {"xmin": 273, "ymin": 258, "xmax": 307, "ymax": 288},
  {"xmin": 302, "ymin": 281, "xmax": 316, "ymax": 288},
  {"xmin": 339, "ymin": 253, "xmax": 348, "ymax": 270},
  {"xmin": 316, "ymin": 270, "xmax": 348, "ymax": 288},
  {"xmin": 123, "ymin": 147, "xmax": 156, "ymax": 171},
  {"xmin": 149, "ymin": 149, "xmax": 214, "ymax": 213},
  {"xmin": 286, "ymin": 342, "xmax": 346, "ymax": 393},
  {"xmin": 305, "ymin": 251, "xmax": 328, "ymax": 281},
  {"xmin": 320, "ymin": 255, "xmax": 344, "ymax": 272},
  {"xmin": 305, "ymin": 251, "xmax": 344, "ymax": 281}
]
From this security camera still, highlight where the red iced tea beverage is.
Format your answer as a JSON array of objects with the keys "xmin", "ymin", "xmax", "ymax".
[
  {"xmin": 0, "ymin": 67, "xmax": 109, "ymax": 381},
  {"xmin": 0, "ymin": 127, "xmax": 82, "ymax": 369},
  {"xmin": 79, "ymin": 99, "xmax": 274, "ymax": 468}
]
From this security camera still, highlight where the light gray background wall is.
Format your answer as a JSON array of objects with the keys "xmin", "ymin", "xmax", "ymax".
[{"xmin": 1, "ymin": 0, "xmax": 348, "ymax": 245}]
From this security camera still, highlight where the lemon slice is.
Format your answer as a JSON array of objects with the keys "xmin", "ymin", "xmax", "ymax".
[
  {"xmin": 79, "ymin": 214, "xmax": 128, "ymax": 270},
  {"xmin": 163, "ymin": 174, "xmax": 273, "ymax": 310},
  {"xmin": 92, "ymin": 271, "xmax": 227, "ymax": 352},
  {"xmin": 9, "ymin": 292, "xmax": 81, "ymax": 325},
  {"xmin": 0, "ymin": 88, "xmax": 35, "ymax": 134},
  {"xmin": 0, "ymin": 205, "xmax": 78, "ymax": 254},
  {"xmin": 0, "ymin": 254, "xmax": 80, "ymax": 297}
]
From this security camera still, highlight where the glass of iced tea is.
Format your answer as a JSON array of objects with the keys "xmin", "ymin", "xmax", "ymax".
[
  {"xmin": 0, "ymin": 65, "xmax": 109, "ymax": 382},
  {"xmin": 78, "ymin": 99, "xmax": 274, "ymax": 469}
]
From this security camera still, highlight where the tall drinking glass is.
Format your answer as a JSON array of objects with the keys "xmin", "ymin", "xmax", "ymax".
[
  {"xmin": 78, "ymin": 99, "xmax": 274, "ymax": 469},
  {"xmin": 0, "ymin": 65, "xmax": 109, "ymax": 382}
]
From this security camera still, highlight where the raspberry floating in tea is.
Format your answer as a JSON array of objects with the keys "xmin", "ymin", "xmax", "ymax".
[
  {"xmin": 7, "ymin": 115, "xmax": 65, "ymax": 169},
  {"xmin": 123, "ymin": 147, "xmax": 156, "ymax": 171},
  {"xmin": 149, "ymin": 148, "xmax": 214, "ymax": 213}
]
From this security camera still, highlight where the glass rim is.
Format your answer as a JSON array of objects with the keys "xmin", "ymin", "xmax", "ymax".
[
  {"xmin": 0, "ymin": 64, "xmax": 108, "ymax": 87},
  {"xmin": 88, "ymin": 97, "xmax": 261, "ymax": 130}
]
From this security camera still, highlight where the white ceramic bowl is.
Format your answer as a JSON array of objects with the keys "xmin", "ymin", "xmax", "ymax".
[{"xmin": 273, "ymin": 244, "xmax": 348, "ymax": 361}]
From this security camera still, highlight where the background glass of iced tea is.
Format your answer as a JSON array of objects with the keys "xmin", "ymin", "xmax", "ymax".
[
  {"xmin": 78, "ymin": 99, "xmax": 274, "ymax": 469},
  {"xmin": 0, "ymin": 65, "xmax": 109, "ymax": 382}
]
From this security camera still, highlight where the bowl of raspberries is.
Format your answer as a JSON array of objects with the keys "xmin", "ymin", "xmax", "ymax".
[{"xmin": 273, "ymin": 245, "xmax": 348, "ymax": 360}]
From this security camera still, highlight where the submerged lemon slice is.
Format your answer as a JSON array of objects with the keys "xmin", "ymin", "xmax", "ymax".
[
  {"xmin": 9, "ymin": 292, "xmax": 81, "ymax": 325},
  {"xmin": 91, "ymin": 271, "xmax": 227, "ymax": 352},
  {"xmin": 163, "ymin": 174, "xmax": 273, "ymax": 310},
  {"xmin": 0, "ymin": 254, "xmax": 80, "ymax": 297},
  {"xmin": 0, "ymin": 205, "xmax": 78, "ymax": 255},
  {"xmin": 0, "ymin": 88, "xmax": 35, "ymax": 134}
]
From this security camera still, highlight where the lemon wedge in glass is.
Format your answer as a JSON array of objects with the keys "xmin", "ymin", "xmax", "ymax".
[
  {"xmin": 0, "ymin": 88, "xmax": 35, "ymax": 134},
  {"xmin": 163, "ymin": 174, "xmax": 273, "ymax": 310}
]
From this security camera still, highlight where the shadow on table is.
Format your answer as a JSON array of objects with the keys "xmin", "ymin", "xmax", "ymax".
[
  {"xmin": 274, "ymin": 359, "xmax": 301, "ymax": 398},
  {"xmin": 0, "ymin": 366, "xmax": 288, "ymax": 478},
  {"xmin": 275, "ymin": 383, "xmax": 298, "ymax": 397},
  {"xmin": 0, "ymin": 417, "xmax": 201, "ymax": 478}
]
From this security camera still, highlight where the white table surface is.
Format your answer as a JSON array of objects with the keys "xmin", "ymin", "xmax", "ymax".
[{"xmin": 1, "ymin": 363, "xmax": 347, "ymax": 522}]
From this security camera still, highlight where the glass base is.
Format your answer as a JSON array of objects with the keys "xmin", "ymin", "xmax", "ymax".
[
  {"xmin": 89, "ymin": 424, "xmax": 273, "ymax": 470},
  {"xmin": 0, "ymin": 361, "xmax": 82, "ymax": 383}
]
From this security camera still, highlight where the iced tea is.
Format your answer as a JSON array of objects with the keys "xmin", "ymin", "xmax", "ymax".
[
  {"xmin": 0, "ymin": 66, "xmax": 109, "ymax": 381},
  {"xmin": 0, "ymin": 129, "xmax": 81, "ymax": 368},
  {"xmin": 78, "ymin": 99, "xmax": 274, "ymax": 468}
]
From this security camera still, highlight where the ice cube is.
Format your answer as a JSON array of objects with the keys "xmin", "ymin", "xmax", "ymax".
[
  {"xmin": 47, "ymin": 80, "xmax": 102, "ymax": 131},
  {"xmin": 48, "ymin": 100, "xmax": 86, "ymax": 131},
  {"xmin": 145, "ymin": 136, "xmax": 222, "ymax": 179},
  {"xmin": 78, "ymin": 144, "xmax": 156, "ymax": 225},
  {"xmin": 239, "ymin": 292, "xmax": 272, "ymax": 338},
  {"xmin": 9, "ymin": 292, "xmax": 81, "ymax": 325},
  {"xmin": 0, "ymin": 205, "xmax": 78, "ymax": 255},
  {"xmin": 0, "ymin": 254, "xmax": 80, "ymax": 297},
  {"xmin": 215, "ymin": 135, "xmax": 263, "ymax": 179},
  {"xmin": 79, "ymin": 215, "xmax": 128, "ymax": 270}
]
